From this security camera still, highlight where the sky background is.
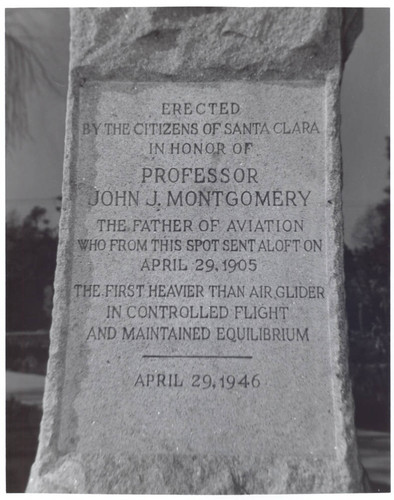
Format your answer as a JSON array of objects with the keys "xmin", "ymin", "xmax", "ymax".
[{"xmin": 5, "ymin": 8, "xmax": 390, "ymax": 248}]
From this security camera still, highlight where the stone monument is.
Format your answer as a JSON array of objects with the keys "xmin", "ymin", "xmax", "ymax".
[{"xmin": 27, "ymin": 7, "xmax": 364, "ymax": 493}]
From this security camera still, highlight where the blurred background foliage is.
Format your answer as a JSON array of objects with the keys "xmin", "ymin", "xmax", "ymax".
[{"xmin": 345, "ymin": 150, "xmax": 390, "ymax": 430}]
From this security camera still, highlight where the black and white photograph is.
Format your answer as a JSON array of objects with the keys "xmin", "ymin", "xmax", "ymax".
[{"xmin": 5, "ymin": 4, "xmax": 390, "ymax": 494}]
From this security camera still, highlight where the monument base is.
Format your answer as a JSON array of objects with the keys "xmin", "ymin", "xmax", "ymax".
[{"xmin": 28, "ymin": 453, "xmax": 363, "ymax": 494}]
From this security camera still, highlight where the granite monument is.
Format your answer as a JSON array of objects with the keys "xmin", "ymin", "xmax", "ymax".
[{"xmin": 28, "ymin": 7, "xmax": 364, "ymax": 493}]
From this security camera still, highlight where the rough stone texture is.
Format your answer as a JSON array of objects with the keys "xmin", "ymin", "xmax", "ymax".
[
  {"xmin": 27, "ymin": 7, "xmax": 363, "ymax": 494},
  {"xmin": 69, "ymin": 7, "xmax": 360, "ymax": 82}
]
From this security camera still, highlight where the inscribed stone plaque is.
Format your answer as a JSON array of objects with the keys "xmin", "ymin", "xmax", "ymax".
[{"xmin": 58, "ymin": 81, "xmax": 335, "ymax": 457}]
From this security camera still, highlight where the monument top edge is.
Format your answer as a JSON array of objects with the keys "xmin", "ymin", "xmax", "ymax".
[
  {"xmin": 69, "ymin": 8, "xmax": 362, "ymax": 80},
  {"xmin": 77, "ymin": 80, "xmax": 327, "ymax": 88}
]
